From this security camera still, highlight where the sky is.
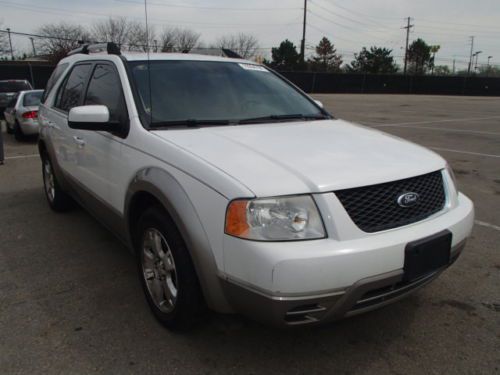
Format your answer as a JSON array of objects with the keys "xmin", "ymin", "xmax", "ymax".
[{"xmin": 1, "ymin": 0, "xmax": 499, "ymax": 71}]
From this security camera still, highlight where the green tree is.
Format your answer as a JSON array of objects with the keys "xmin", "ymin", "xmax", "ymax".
[
  {"xmin": 348, "ymin": 46, "xmax": 398, "ymax": 74},
  {"xmin": 433, "ymin": 65, "xmax": 451, "ymax": 76},
  {"xmin": 268, "ymin": 39, "xmax": 300, "ymax": 70},
  {"xmin": 407, "ymin": 38, "xmax": 432, "ymax": 75},
  {"xmin": 308, "ymin": 37, "xmax": 342, "ymax": 72}
]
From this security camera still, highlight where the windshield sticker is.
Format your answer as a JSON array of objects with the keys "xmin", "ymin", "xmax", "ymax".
[{"xmin": 238, "ymin": 63, "xmax": 269, "ymax": 72}]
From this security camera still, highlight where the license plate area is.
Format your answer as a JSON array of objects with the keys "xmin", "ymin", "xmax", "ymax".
[{"xmin": 404, "ymin": 230, "xmax": 452, "ymax": 282}]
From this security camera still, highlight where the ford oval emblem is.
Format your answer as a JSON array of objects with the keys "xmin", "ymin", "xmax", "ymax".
[{"xmin": 397, "ymin": 192, "xmax": 420, "ymax": 207}]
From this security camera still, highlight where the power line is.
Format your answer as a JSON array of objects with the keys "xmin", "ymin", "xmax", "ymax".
[
  {"xmin": 115, "ymin": 0, "xmax": 301, "ymax": 11},
  {"xmin": 0, "ymin": 0, "xmax": 299, "ymax": 29}
]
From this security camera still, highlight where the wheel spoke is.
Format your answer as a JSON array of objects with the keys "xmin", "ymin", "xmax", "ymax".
[
  {"xmin": 152, "ymin": 232, "xmax": 165, "ymax": 258},
  {"xmin": 141, "ymin": 227, "xmax": 178, "ymax": 313},
  {"xmin": 144, "ymin": 268, "xmax": 155, "ymax": 280}
]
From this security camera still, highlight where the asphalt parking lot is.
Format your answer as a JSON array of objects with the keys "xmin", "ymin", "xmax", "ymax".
[{"xmin": 1, "ymin": 94, "xmax": 499, "ymax": 374}]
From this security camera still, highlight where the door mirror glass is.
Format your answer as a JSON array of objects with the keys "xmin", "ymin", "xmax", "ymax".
[{"xmin": 68, "ymin": 105, "xmax": 111, "ymax": 130}]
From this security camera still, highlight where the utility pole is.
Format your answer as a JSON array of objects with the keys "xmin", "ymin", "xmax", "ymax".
[
  {"xmin": 467, "ymin": 36, "xmax": 475, "ymax": 75},
  {"xmin": 487, "ymin": 56, "xmax": 493, "ymax": 76},
  {"xmin": 452, "ymin": 58, "xmax": 456, "ymax": 74},
  {"xmin": 403, "ymin": 17, "xmax": 414, "ymax": 75},
  {"xmin": 474, "ymin": 51, "xmax": 482, "ymax": 71},
  {"xmin": 300, "ymin": 0, "xmax": 307, "ymax": 63},
  {"xmin": 6, "ymin": 28, "xmax": 14, "ymax": 60},
  {"xmin": 29, "ymin": 37, "xmax": 36, "ymax": 56}
]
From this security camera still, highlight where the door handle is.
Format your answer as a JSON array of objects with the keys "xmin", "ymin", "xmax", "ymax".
[{"xmin": 73, "ymin": 136, "xmax": 86, "ymax": 148}]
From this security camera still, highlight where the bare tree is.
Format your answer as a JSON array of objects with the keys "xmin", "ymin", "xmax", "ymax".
[
  {"xmin": 0, "ymin": 21, "xmax": 11, "ymax": 57},
  {"xmin": 215, "ymin": 33, "xmax": 259, "ymax": 59},
  {"xmin": 37, "ymin": 23, "xmax": 90, "ymax": 63},
  {"xmin": 160, "ymin": 27, "xmax": 200, "ymax": 53},
  {"xmin": 91, "ymin": 16, "xmax": 130, "ymax": 47},
  {"xmin": 127, "ymin": 21, "xmax": 155, "ymax": 52},
  {"xmin": 176, "ymin": 28, "xmax": 200, "ymax": 52}
]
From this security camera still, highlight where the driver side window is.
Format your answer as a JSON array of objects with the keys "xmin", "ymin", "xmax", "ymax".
[{"xmin": 84, "ymin": 63, "xmax": 127, "ymax": 127}]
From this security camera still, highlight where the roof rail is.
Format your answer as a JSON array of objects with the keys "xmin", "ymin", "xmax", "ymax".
[
  {"xmin": 221, "ymin": 48, "xmax": 242, "ymax": 59},
  {"xmin": 67, "ymin": 42, "xmax": 121, "ymax": 57}
]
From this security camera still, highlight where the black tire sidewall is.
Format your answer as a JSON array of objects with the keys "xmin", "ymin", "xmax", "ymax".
[
  {"xmin": 41, "ymin": 154, "xmax": 73, "ymax": 212},
  {"xmin": 136, "ymin": 207, "xmax": 205, "ymax": 330}
]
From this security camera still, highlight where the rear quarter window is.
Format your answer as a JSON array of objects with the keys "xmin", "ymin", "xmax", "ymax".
[
  {"xmin": 23, "ymin": 91, "xmax": 43, "ymax": 107},
  {"xmin": 41, "ymin": 63, "xmax": 69, "ymax": 104}
]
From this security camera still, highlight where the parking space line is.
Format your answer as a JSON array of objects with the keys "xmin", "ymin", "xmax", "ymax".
[
  {"xmin": 430, "ymin": 147, "xmax": 500, "ymax": 159},
  {"xmin": 365, "ymin": 115, "xmax": 500, "ymax": 127},
  {"xmin": 373, "ymin": 124, "xmax": 500, "ymax": 136},
  {"xmin": 5, "ymin": 154, "xmax": 39, "ymax": 160},
  {"xmin": 475, "ymin": 220, "xmax": 500, "ymax": 232}
]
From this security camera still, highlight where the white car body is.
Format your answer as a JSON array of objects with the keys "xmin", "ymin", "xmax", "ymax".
[
  {"xmin": 38, "ymin": 50, "xmax": 474, "ymax": 327},
  {"xmin": 4, "ymin": 90, "xmax": 44, "ymax": 136}
]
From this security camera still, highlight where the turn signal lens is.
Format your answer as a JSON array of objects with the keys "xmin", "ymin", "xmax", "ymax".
[{"xmin": 225, "ymin": 200, "xmax": 250, "ymax": 237}]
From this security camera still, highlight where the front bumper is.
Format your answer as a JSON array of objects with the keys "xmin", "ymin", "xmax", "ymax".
[
  {"xmin": 220, "ymin": 192, "xmax": 474, "ymax": 326},
  {"xmin": 222, "ymin": 241, "xmax": 465, "ymax": 327}
]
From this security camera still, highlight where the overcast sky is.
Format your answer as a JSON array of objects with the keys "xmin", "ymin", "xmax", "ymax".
[{"xmin": 1, "ymin": 0, "xmax": 499, "ymax": 70}]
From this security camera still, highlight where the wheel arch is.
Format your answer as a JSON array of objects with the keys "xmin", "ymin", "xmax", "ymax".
[{"xmin": 125, "ymin": 167, "xmax": 233, "ymax": 313}]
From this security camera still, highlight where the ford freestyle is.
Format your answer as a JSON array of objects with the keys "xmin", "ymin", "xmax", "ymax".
[{"xmin": 38, "ymin": 43, "xmax": 474, "ymax": 330}]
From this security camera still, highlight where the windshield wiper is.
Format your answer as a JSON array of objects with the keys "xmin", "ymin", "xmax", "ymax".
[
  {"xmin": 237, "ymin": 113, "xmax": 329, "ymax": 124},
  {"xmin": 150, "ymin": 119, "xmax": 231, "ymax": 128}
]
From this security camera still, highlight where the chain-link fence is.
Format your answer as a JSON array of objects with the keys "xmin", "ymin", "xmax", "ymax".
[{"xmin": 2, "ymin": 62, "xmax": 500, "ymax": 96}]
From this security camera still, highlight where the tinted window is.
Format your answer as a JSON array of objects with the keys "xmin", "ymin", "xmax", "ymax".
[
  {"xmin": 0, "ymin": 81, "xmax": 32, "ymax": 93},
  {"xmin": 41, "ymin": 63, "xmax": 69, "ymax": 103},
  {"xmin": 84, "ymin": 64, "xmax": 126, "ymax": 124},
  {"xmin": 23, "ymin": 91, "xmax": 43, "ymax": 107},
  {"xmin": 57, "ymin": 64, "xmax": 91, "ymax": 112},
  {"xmin": 128, "ymin": 61, "xmax": 322, "ymax": 125}
]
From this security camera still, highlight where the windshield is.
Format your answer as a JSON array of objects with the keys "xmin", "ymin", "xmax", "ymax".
[
  {"xmin": 128, "ymin": 60, "xmax": 326, "ymax": 126},
  {"xmin": 0, "ymin": 81, "xmax": 32, "ymax": 93},
  {"xmin": 23, "ymin": 91, "xmax": 43, "ymax": 107}
]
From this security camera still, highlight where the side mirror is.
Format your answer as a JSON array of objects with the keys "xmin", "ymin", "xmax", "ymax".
[
  {"xmin": 314, "ymin": 100, "xmax": 324, "ymax": 109},
  {"xmin": 68, "ymin": 105, "xmax": 112, "ymax": 131}
]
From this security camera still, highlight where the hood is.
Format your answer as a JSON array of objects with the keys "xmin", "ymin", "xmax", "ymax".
[{"xmin": 152, "ymin": 119, "xmax": 446, "ymax": 197}]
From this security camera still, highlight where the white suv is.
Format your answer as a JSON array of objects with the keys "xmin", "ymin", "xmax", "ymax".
[{"xmin": 38, "ymin": 43, "xmax": 474, "ymax": 330}]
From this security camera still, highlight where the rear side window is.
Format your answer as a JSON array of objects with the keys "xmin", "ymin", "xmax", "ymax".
[
  {"xmin": 41, "ymin": 63, "xmax": 69, "ymax": 103},
  {"xmin": 84, "ymin": 64, "xmax": 127, "ymax": 124},
  {"xmin": 56, "ymin": 64, "xmax": 92, "ymax": 112},
  {"xmin": 23, "ymin": 91, "xmax": 43, "ymax": 107},
  {"xmin": 0, "ymin": 81, "xmax": 31, "ymax": 93}
]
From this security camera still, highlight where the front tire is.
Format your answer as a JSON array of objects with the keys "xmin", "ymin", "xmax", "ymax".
[
  {"xmin": 42, "ymin": 154, "xmax": 74, "ymax": 212},
  {"xmin": 136, "ymin": 206, "xmax": 206, "ymax": 331}
]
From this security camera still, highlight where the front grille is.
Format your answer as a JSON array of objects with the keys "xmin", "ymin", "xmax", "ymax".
[{"xmin": 335, "ymin": 171, "xmax": 446, "ymax": 233}]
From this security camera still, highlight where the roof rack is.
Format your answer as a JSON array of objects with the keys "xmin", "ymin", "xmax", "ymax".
[{"xmin": 67, "ymin": 42, "xmax": 121, "ymax": 57}]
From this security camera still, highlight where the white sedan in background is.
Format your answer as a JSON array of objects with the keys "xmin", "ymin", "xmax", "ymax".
[{"xmin": 4, "ymin": 89, "xmax": 44, "ymax": 141}]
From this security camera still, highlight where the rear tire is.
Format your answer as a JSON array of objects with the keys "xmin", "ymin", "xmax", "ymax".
[
  {"xmin": 41, "ymin": 153, "xmax": 74, "ymax": 212},
  {"xmin": 136, "ymin": 206, "xmax": 207, "ymax": 331}
]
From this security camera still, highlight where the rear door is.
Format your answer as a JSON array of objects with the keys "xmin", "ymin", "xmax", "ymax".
[
  {"xmin": 50, "ymin": 63, "xmax": 93, "ymax": 179},
  {"xmin": 72, "ymin": 62, "xmax": 129, "ymax": 206}
]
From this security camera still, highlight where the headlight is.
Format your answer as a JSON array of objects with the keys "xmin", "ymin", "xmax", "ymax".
[{"xmin": 225, "ymin": 195, "xmax": 326, "ymax": 241}]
